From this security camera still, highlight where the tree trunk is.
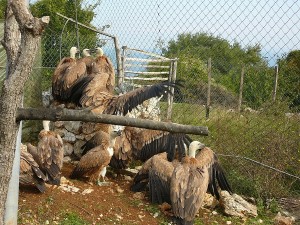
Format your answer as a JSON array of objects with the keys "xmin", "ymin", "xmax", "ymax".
[{"xmin": 0, "ymin": 1, "xmax": 49, "ymax": 223}]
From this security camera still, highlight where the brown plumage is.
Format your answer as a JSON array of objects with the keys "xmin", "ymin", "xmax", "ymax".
[
  {"xmin": 131, "ymin": 141, "xmax": 232, "ymax": 225},
  {"xmin": 70, "ymin": 125, "xmax": 123, "ymax": 185},
  {"xmin": 27, "ymin": 120, "xmax": 64, "ymax": 185},
  {"xmin": 82, "ymin": 126, "xmax": 191, "ymax": 170},
  {"xmin": 19, "ymin": 144, "xmax": 47, "ymax": 192}
]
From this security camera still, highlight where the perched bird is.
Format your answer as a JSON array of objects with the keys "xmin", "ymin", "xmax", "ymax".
[
  {"xmin": 27, "ymin": 120, "xmax": 64, "ymax": 185},
  {"xmin": 70, "ymin": 124, "xmax": 124, "ymax": 185},
  {"xmin": 19, "ymin": 144, "xmax": 47, "ymax": 193},
  {"xmin": 52, "ymin": 46, "xmax": 80, "ymax": 105}
]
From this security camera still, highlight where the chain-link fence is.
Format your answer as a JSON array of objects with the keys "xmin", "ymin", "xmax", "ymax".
[{"xmin": 8, "ymin": 0, "xmax": 299, "ymax": 198}]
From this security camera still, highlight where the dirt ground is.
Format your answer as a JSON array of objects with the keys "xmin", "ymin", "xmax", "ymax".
[{"xmin": 18, "ymin": 163, "xmax": 274, "ymax": 225}]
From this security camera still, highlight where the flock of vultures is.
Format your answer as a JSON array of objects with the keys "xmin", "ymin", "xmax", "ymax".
[{"xmin": 19, "ymin": 47, "xmax": 232, "ymax": 225}]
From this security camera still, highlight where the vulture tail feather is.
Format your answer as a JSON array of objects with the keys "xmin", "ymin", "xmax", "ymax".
[{"xmin": 172, "ymin": 217, "xmax": 194, "ymax": 225}]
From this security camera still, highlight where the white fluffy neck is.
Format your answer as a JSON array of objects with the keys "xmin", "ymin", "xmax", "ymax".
[
  {"xmin": 70, "ymin": 47, "xmax": 77, "ymax": 59},
  {"xmin": 189, "ymin": 147, "xmax": 197, "ymax": 158},
  {"xmin": 43, "ymin": 120, "xmax": 50, "ymax": 131},
  {"xmin": 96, "ymin": 48, "xmax": 104, "ymax": 57},
  {"xmin": 109, "ymin": 136, "xmax": 117, "ymax": 148}
]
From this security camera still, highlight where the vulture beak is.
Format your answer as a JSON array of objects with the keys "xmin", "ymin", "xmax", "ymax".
[
  {"xmin": 116, "ymin": 130, "xmax": 122, "ymax": 136},
  {"xmin": 76, "ymin": 48, "xmax": 80, "ymax": 54}
]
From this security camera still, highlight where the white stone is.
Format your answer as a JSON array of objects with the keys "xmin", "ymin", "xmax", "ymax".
[
  {"xmin": 63, "ymin": 131, "xmax": 76, "ymax": 143},
  {"xmin": 63, "ymin": 142, "xmax": 73, "ymax": 156},
  {"xmin": 64, "ymin": 121, "xmax": 82, "ymax": 134}
]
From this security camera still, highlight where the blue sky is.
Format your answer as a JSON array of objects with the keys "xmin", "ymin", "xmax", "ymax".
[{"xmin": 89, "ymin": 0, "xmax": 300, "ymax": 66}]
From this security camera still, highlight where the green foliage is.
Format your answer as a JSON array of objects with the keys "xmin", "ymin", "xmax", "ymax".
[
  {"xmin": 59, "ymin": 212, "xmax": 89, "ymax": 225},
  {"xmin": 0, "ymin": 0, "xmax": 6, "ymax": 19},
  {"xmin": 162, "ymin": 101, "xmax": 300, "ymax": 199},
  {"xmin": 277, "ymin": 50, "xmax": 300, "ymax": 111},
  {"xmin": 162, "ymin": 32, "xmax": 273, "ymax": 108}
]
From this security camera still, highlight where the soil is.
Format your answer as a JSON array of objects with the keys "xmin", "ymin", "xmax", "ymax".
[{"xmin": 18, "ymin": 163, "xmax": 273, "ymax": 225}]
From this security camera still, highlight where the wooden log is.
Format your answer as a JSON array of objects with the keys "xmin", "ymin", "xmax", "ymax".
[{"xmin": 16, "ymin": 108, "xmax": 209, "ymax": 136}]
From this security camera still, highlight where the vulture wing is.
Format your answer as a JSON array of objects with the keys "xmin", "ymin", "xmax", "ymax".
[
  {"xmin": 149, "ymin": 153, "xmax": 176, "ymax": 204},
  {"xmin": 94, "ymin": 56, "xmax": 115, "ymax": 93},
  {"xmin": 52, "ymin": 58, "xmax": 87, "ymax": 102},
  {"xmin": 37, "ymin": 133, "xmax": 64, "ymax": 185},
  {"xmin": 170, "ymin": 163, "xmax": 209, "ymax": 224},
  {"xmin": 20, "ymin": 148, "xmax": 47, "ymax": 192},
  {"xmin": 103, "ymin": 80, "xmax": 182, "ymax": 115},
  {"xmin": 196, "ymin": 147, "xmax": 232, "ymax": 199}
]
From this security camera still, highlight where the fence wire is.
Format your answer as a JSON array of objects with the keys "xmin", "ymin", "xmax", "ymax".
[{"xmin": 5, "ymin": 0, "xmax": 299, "ymax": 198}]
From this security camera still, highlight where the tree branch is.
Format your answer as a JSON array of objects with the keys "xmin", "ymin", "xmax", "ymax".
[{"xmin": 16, "ymin": 108, "xmax": 209, "ymax": 136}]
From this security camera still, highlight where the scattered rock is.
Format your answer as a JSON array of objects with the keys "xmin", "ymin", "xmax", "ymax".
[
  {"xmin": 115, "ymin": 213, "xmax": 123, "ymax": 221},
  {"xmin": 219, "ymin": 191, "xmax": 257, "ymax": 218},
  {"xmin": 226, "ymin": 221, "xmax": 232, "ymax": 224},
  {"xmin": 274, "ymin": 212, "xmax": 295, "ymax": 225},
  {"xmin": 64, "ymin": 121, "xmax": 81, "ymax": 134},
  {"xmin": 203, "ymin": 193, "xmax": 219, "ymax": 209},
  {"xmin": 81, "ymin": 188, "xmax": 94, "ymax": 195},
  {"xmin": 63, "ymin": 156, "xmax": 72, "ymax": 163},
  {"xmin": 116, "ymin": 186, "xmax": 124, "ymax": 193},
  {"xmin": 153, "ymin": 212, "xmax": 159, "ymax": 218},
  {"xmin": 133, "ymin": 192, "xmax": 145, "ymax": 200},
  {"xmin": 63, "ymin": 131, "xmax": 76, "ymax": 143},
  {"xmin": 63, "ymin": 142, "xmax": 74, "ymax": 156},
  {"xmin": 123, "ymin": 175, "xmax": 133, "ymax": 181}
]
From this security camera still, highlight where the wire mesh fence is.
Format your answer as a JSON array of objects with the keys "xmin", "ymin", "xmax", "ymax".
[{"xmin": 5, "ymin": 0, "xmax": 300, "ymax": 198}]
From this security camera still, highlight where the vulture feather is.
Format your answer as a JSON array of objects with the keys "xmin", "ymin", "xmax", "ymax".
[
  {"xmin": 27, "ymin": 120, "xmax": 64, "ymax": 185},
  {"xmin": 70, "ymin": 125, "xmax": 123, "ymax": 185},
  {"xmin": 81, "ymin": 126, "xmax": 191, "ymax": 171},
  {"xmin": 19, "ymin": 144, "xmax": 47, "ymax": 192},
  {"xmin": 131, "ymin": 141, "xmax": 232, "ymax": 225}
]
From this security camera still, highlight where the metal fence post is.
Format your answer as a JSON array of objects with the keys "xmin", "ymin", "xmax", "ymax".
[
  {"xmin": 272, "ymin": 65, "xmax": 279, "ymax": 102},
  {"xmin": 206, "ymin": 58, "xmax": 212, "ymax": 119},
  {"xmin": 237, "ymin": 65, "xmax": 245, "ymax": 112}
]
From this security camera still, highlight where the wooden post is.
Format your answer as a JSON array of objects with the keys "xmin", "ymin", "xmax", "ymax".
[
  {"xmin": 272, "ymin": 65, "xmax": 279, "ymax": 102},
  {"xmin": 120, "ymin": 46, "xmax": 127, "ymax": 87},
  {"xmin": 238, "ymin": 65, "xmax": 245, "ymax": 112},
  {"xmin": 206, "ymin": 58, "xmax": 212, "ymax": 119},
  {"xmin": 114, "ymin": 37, "xmax": 122, "ymax": 87},
  {"xmin": 167, "ymin": 59, "xmax": 177, "ymax": 120}
]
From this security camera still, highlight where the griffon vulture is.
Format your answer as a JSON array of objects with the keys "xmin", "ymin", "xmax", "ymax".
[
  {"xmin": 131, "ymin": 141, "xmax": 232, "ymax": 224},
  {"xmin": 81, "ymin": 126, "xmax": 191, "ymax": 171},
  {"xmin": 70, "ymin": 124, "xmax": 124, "ymax": 185},
  {"xmin": 26, "ymin": 120, "xmax": 64, "ymax": 185},
  {"xmin": 52, "ymin": 47, "xmax": 93, "ymax": 106},
  {"xmin": 19, "ymin": 144, "xmax": 47, "ymax": 192}
]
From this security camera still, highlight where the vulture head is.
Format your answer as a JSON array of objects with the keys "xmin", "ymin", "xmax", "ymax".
[
  {"xmin": 82, "ymin": 49, "xmax": 91, "ymax": 57},
  {"xmin": 188, "ymin": 141, "xmax": 205, "ymax": 157},
  {"xmin": 110, "ymin": 124, "xmax": 124, "ymax": 138},
  {"xmin": 70, "ymin": 46, "xmax": 79, "ymax": 59},
  {"xmin": 94, "ymin": 47, "xmax": 104, "ymax": 57}
]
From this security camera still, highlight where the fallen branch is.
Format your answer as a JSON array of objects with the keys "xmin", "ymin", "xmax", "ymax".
[{"xmin": 16, "ymin": 107, "xmax": 209, "ymax": 136}]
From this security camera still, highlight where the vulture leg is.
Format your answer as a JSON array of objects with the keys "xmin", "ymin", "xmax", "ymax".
[{"xmin": 97, "ymin": 167, "xmax": 110, "ymax": 186}]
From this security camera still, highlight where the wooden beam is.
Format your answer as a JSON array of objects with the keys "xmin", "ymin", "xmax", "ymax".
[{"xmin": 16, "ymin": 108, "xmax": 209, "ymax": 136}]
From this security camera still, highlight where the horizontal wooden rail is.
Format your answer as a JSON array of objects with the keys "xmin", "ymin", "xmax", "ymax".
[{"xmin": 16, "ymin": 108, "xmax": 209, "ymax": 136}]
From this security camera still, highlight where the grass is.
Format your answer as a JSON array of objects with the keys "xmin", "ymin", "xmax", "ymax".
[
  {"xmin": 161, "ymin": 101, "xmax": 300, "ymax": 199},
  {"xmin": 59, "ymin": 212, "xmax": 90, "ymax": 225}
]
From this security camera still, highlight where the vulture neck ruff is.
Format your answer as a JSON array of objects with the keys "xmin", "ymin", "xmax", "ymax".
[
  {"xmin": 42, "ymin": 120, "xmax": 50, "ymax": 132},
  {"xmin": 70, "ymin": 47, "xmax": 78, "ymax": 59}
]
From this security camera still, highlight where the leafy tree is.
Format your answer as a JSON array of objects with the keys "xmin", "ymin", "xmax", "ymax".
[
  {"xmin": 162, "ymin": 32, "xmax": 271, "ymax": 108},
  {"xmin": 30, "ymin": 0, "xmax": 99, "ymax": 68},
  {"xmin": 0, "ymin": 0, "xmax": 6, "ymax": 19},
  {"xmin": 277, "ymin": 50, "xmax": 300, "ymax": 111}
]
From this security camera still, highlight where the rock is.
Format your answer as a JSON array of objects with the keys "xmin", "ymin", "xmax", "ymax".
[
  {"xmin": 133, "ymin": 192, "xmax": 145, "ymax": 200},
  {"xmin": 123, "ymin": 175, "xmax": 133, "ymax": 181},
  {"xmin": 219, "ymin": 191, "xmax": 257, "ymax": 218},
  {"xmin": 73, "ymin": 140, "xmax": 86, "ymax": 158},
  {"xmin": 64, "ymin": 121, "xmax": 82, "ymax": 134},
  {"xmin": 62, "ymin": 131, "xmax": 76, "ymax": 143},
  {"xmin": 63, "ymin": 142, "xmax": 74, "ymax": 156},
  {"xmin": 274, "ymin": 212, "xmax": 295, "ymax": 225},
  {"xmin": 116, "ymin": 186, "xmax": 124, "ymax": 193},
  {"xmin": 278, "ymin": 198, "xmax": 300, "ymax": 222},
  {"xmin": 63, "ymin": 156, "xmax": 72, "ymax": 163},
  {"xmin": 82, "ymin": 188, "xmax": 94, "ymax": 195},
  {"xmin": 54, "ymin": 121, "xmax": 65, "ymax": 128},
  {"xmin": 203, "ymin": 193, "xmax": 219, "ymax": 209}
]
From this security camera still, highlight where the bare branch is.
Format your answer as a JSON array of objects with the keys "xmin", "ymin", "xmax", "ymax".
[{"xmin": 16, "ymin": 108, "xmax": 209, "ymax": 136}]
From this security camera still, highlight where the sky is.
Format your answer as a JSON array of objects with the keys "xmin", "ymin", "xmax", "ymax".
[{"xmin": 87, "ymin": 0, "xmax": 300, "ymax": 66}]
